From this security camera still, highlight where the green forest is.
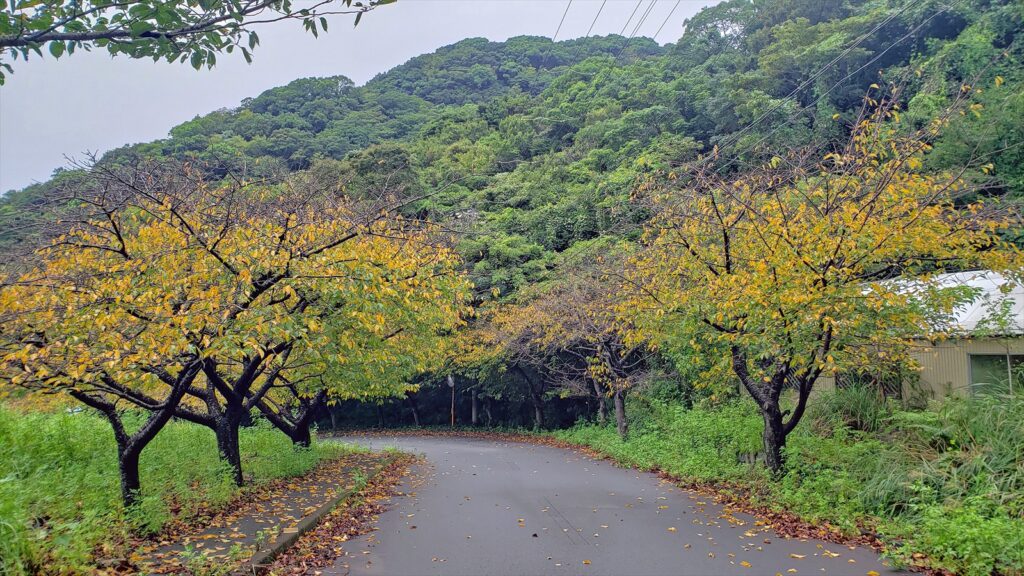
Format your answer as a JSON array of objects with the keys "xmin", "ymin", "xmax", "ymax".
[{"xmin": 2, "ymin": 0, "xmax": 1023, "ymax": 574}]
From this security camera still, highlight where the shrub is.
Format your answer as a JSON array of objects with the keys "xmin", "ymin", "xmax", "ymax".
[
  {"xmin": 908, "ymin": 500, "xmax": 1024, "ymax": 576},
  {"xmin": 808, "ymin": 383, "xmax": 893, "ymax": 434}
]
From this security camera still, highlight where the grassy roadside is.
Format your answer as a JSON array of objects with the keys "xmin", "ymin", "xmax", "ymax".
[
  {"xmin": 553, "ymin": 391, "xmax": 1024, "ymax": 576},
  {"xmin": 0, "ymin": 408, "xmax": 354, "ymax": 576}
]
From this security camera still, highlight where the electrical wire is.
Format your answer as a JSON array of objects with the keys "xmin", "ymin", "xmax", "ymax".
[{"xmin": 553, "ymin": 0, "xmax": 574, "ymax": 42}]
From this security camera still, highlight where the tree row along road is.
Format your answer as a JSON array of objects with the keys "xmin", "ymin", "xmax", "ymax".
[{"xmin": 329, "ymin": 436, "xmax": 902, "ymax": 576}]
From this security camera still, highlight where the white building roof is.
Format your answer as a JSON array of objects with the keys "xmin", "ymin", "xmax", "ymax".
[{"xmin": 927, "ymin": 270, "xmax": 1024, "ymax": 336}]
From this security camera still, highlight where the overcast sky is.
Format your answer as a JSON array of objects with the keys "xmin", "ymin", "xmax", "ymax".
[{"xmin": 0, "ymin": 0, "xmax": 715, "ymax": 193}]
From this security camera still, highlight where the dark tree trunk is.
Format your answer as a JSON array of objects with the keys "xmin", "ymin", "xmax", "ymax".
[
  {"xmin": 613, "ymin": 389, "xmax": 628, "ymax": 439},
  {"xmin": 531, "ymin": 394, "xmax": 545, "ymax": 431},
  {"xmin": 471, "ymin": 392, "xmax": 479, "ymax": 426},
  {"xmin": 329, "ymin": 409, "xmax": 337, "ymax": 431},
  {"xmin": 116, "ymin": 443, "xmax": 142, "ymax": 508},
  {"xmin": 376, "ymin": 404, "xmax": 385, "ymax": 428},
  {"xmin": 288, "ymin": 396, "xmax": 323, "ymax": 448},
  {"xmin": 483, "ymin": 398, "xmax": 493, "ymax": 427},
  {"xmin": 406, "ymin": 395, "xmax": 421, "ymax": 427},
  {"xmin": 253, "ymin": 391, "xmax": 323, "ymax": 448},
  {"xmin": 762, "ymin": 402, "xmax": 786, "ymax": 474},
  {"xmin": 71, "ymin": 362, "xmax": 201, "ymax": 508},
  {"xmin": 290, "ymin": 424, "xmax": 312, "ymax": 448},
  {"xmin": 216, "ymin": 402, "xmax": 245, "ymax": 486},
  {"xmin": 516, "ymin": 366, "xmax": 546, "ymax": 431},
  {"xmin": 102, "ymin": 410, "xmax": 143, "ymax": 508},
  {"xmin": 592, "ymin": 379, "xmax": 608, "ymax": 424}
]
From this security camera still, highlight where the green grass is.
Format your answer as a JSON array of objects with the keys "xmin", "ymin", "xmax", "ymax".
[
  {"xmin": 0, "ymin": 407, "xmax": 351, "ymax": 576},
  {"xmin": 555, "ymin": 391, "xmax": 1024, "ymax": 576}
]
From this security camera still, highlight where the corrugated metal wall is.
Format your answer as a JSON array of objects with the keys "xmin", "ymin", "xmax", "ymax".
[{"xmin": 817, "ymin": 337, "xmax": 1024, "ymax": 399}]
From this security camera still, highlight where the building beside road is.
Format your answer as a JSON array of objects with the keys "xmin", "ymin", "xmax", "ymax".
[{"xmin": 820, "ymin": 270, "xmax": 1024, "ymax": 400}]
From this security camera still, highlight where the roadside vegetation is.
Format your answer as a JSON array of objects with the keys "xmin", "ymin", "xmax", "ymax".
[
  {"xmin": 556, "ymin": 389, "xmax": 1024, "ymax": 576},
  {"xmin": 0, "ymin": 407, "xmax": 354, "ymax": 575}
]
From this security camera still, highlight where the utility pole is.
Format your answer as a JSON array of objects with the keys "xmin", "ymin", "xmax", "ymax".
[{"xmin": 448, "ymin": 374, "xmax": 456, "ymax": 428}]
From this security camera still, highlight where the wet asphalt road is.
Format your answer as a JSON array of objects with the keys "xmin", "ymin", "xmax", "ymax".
[{"xmin": 326, "ymin": 436, "xmax": 901, "ymax": 576}]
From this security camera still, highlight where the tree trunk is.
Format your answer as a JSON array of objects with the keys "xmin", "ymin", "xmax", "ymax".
[
  {"xmin": 613, "ymin": 390, "xmax": 628, "ymax": 439},
  {"xmin": 117, "ymin": 444, "xmax": 142, "ymax": 508},
  {"xmin": 471, "ymin": 392, "xmax": 479, "ymax": 426},
  {"xmin": 484, "ymin": 399, "xmax": 493, "ymax": 427},
  {"xmin": 290, "ymin": 423, "xmax": 312, "ymax": 448},
  {"xmin": 592, "ymin": 379, "xmax": 608, "ymax": 424},
  {"xmin": 761, "ymin": 402, "xmax": 786, "ymax": 475},
  {"xmin": 376, "ymin": 404, "xmax": 385, "ymax": 428},
  {"xmin": 517, "ymin": 366, "xmax": 546, "ymax": 431},
  {"xmin": 407, "ymin": 395, "xmax": 421, "ymax": 427},
  {"xmin": 72, "ymin": 362, "xmax": 201, "ymax": 509},
  {"xmin": 531, "ymin": 393, "xmax": 545, "ymax": 431},
  {"xmin": 216, "ymin": 403, "xmax": 245, "ymax": 486},
  {"xmin": 329, "ymin": 409, "xmax": 337, "ymax": 431}
]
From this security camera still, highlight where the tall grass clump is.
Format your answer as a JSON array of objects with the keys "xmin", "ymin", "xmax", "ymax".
[
  {"xmin": 808, "ymin": 383, "xmax": 893, "ymax": 433},
  {"xmin": 558, "ymin": 399, "xmax": 763, "ymax": 483},
  {"xmin": 863, "ymin": 394, "xmax": 1024, "ymax": 575},
  {"xmin": 0, "ymin": 407, "xmax": 348, "ymax": 576}
]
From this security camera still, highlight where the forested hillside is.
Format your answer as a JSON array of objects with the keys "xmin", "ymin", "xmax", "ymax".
[{"xmin": 2, "ymin": 1, "xmax": 1023, "ymax": 573}]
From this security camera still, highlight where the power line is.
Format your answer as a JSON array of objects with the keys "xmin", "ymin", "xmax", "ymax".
[
  {"xmin": 615, "ymin": 0, "xmax": 658, "ymax": 60},
  {"xmin": 568, "ymin": 0, "xmax": 610, "ymax": 63},
  {"xmin": 652, "ymin": 0, "xmax": 682, "ymax": 42},
  {"xmin": 677, "ymin": 0, "xmax": 920, "ymax": 174},
  {"xmin": 629, "ymin": 0, "xmax": 658, "ymax": 39},
  {"xmin": 619, "ymin": 0, "xmax": 644, "ymax": 36},
  {"xmin": 708, "ymin": 0, "xmax": 964, "ymax": 176},
  {"xmin": 584, "ymin": 0, "xmax": 608, "ymax": 38},
  {"xmin": 553, "ymin": 0, "xmax": 573, "ymax": 42}
]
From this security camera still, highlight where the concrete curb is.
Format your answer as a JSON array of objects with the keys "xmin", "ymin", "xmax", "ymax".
[{"xmin": 231, "ymin": 457, "xmax": 394, "ymax": 576}]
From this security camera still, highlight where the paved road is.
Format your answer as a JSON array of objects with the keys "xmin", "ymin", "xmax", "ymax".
[{"xmin": 327, "ymin": 436, "xmax": 901, "ymax": 576}]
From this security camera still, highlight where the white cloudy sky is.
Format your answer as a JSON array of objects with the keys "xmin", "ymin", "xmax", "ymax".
[{"xmin": 0, "ymin": 0, "xmax": 715, "ymax": 193}]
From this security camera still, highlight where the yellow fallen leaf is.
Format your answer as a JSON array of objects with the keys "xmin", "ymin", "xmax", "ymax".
[
  {"xmin": 740, "ymin": 561, "xmax": 752, "ymax": 568},
  {"xmin": 583, "ymin": 560, "xmax": 591, "ymax": 565},
  {"xmin": 867, "ymin": 572, "xmax": 880, "ymax": 576},
  {"xmin": 667, "ymin": 527, "xmax": 677, "ymax": 532},
  {"xmin": 790, "ymin": 554, "xmax": 805, "ymax": 559}
]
